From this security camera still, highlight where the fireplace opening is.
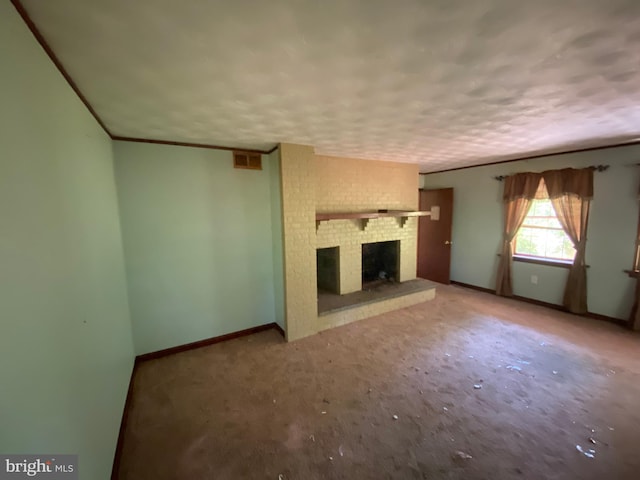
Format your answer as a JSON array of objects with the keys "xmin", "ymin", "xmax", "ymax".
[
  {"xmin": 317, "ymin": 247, "xmax": 340, "ymax": 294},
  {"xmin": 362, "ymin": 240, "xmax": 399, "ymax": 289}
]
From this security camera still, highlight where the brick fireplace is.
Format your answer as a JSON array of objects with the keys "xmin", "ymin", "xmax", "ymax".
[
  {"xmin": 316, "ymin": 217, "xmax": 417, "ymax": 295},
  {"xmin": 278, "ymin": 143, "xmax": 435, "ymax": 341}
]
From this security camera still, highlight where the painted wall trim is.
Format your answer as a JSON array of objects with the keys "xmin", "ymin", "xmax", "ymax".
[
  {"xmin": 267, "ymin": 144, "xmax": 280, "ymax": 155},
  {"xmin": 11, "ymin": 0, "xmax": 280, "ymax": 155},
  {"xmin": 110, "ymin": 361, "xmax": 138, "ymax": 480},
  {"xmin": 420, "ymin": 140, "xmax": 640, "ymax": 175},
  {"xmin": 110, "ymin": 322, "xmax": 285, "ymax": 478},
  {"xmin": 272, "ymin": 322, "xmax": 285, "ymax": 337},
  {"xmin": 135, "ymin": 322, "xmax": 284, "ymax": 362},
  {"xmin": 10, "ymin": 0, "xmax": 111, "ymax": 135},
  {"xmin": 12, "ymin": 0, "xmax": 640, "ymax": 174},
  {"xmin": 112, "ymin": 136, "xmax": 274, "ymax": 155},
  {"xmin": 450, "ymin": 280, "xmax": 629, "ymax": 328}
]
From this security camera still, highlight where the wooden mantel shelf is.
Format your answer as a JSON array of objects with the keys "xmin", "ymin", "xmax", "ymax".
[{"xmin": 316, "ymin": 210, "xmax": 432, "ymax": 230}]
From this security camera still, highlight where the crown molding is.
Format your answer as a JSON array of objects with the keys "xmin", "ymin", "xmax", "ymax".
[
  {"xmin": 420, "ymin": 140, "xmax": 640, "ymax": 175},
  {"xmin": 11, "ymin": 0, "xmax": 111, "ymax": 136},
  {"xmin": 112, "ymin": 136, "xmax": 272, "ymax": 154}
]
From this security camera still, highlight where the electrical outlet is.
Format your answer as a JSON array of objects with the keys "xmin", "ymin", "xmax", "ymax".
[{"xmin": 531, "ymin": 275, "xmax": 538, "ymax": 285}]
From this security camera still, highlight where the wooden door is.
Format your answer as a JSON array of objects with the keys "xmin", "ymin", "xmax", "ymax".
[{"xmin": 417, "ymin": 188, "xmax": 453, "ymax": 284}]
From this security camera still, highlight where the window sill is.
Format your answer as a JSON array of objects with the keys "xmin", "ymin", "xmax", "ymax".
[
  {"xmin": 497, "ymin": 254, "xmax": 587, "ymax": 269},
  {"xmin": 512, "ymin": 255, "xmax": 575, "ymax": 269}
]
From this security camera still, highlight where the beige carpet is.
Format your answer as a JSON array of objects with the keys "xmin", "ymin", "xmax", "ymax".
[{"xmin": 117, "ymin": 285, "xmax": 640, "ymax": 480}]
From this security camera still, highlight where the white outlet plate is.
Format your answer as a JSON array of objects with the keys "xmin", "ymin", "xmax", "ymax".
[{"xmin": 531, "ymin": 275, "xmax": 538, "ymax": 285}]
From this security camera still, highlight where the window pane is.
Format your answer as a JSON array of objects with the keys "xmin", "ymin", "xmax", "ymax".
[
  {"xmin": 535, "ymin": 201, "xmax": 555, "ymax": 216},
  {"xmin": 515, "ymin": 199, "xmax": 575, "ymax": 261},
  {"xmin": 523, "ymin": 216, "xmax": 562, "ymax": 228}
]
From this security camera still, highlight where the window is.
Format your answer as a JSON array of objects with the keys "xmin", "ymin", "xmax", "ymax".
[{"xmin": 514, "ymin": 198, "xmax": 575, "ymax": 262}]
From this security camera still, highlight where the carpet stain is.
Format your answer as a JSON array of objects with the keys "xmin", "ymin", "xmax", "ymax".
[{"xmin": 118, "ymin": 285, "xmax": 640, "ymax": 479}]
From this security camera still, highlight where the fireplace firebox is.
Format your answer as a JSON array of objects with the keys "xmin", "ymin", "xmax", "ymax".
[
  {"xmin": 361, "ymin": 240, "xmax": 399, "ymax": 288},
  {"xmin": 316, "ymin": 247, "xmax": 340, "ymax": 294}
]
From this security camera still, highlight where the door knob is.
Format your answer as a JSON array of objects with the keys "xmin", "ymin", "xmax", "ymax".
[{"xmin": 444, "ymin": 240, "xmax": 452, "ymax": 245}]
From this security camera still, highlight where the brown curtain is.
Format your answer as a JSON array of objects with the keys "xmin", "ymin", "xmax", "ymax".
[
  {"xmin": 629, "ymin": 192, "xmax": 640, "ymax": 330},
  {"xmin": 541, "ymin": 168, "xmax": 593, "ymax": 199},
  {"xmin": 629, "ymin": 279, "xmax": 640, "ymax": 331},
  {"xmin": 496, "ymin": 172, "xmax": 542, "ymax": 296},
  {"xmin": 542, "ymin": 168, "xmax": 593, "ymax": 314}
]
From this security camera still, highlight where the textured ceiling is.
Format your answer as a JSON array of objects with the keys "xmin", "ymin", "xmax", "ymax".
[{"xmin": 19, "ymin": 0, "xmax": 640, "ymax": 171}]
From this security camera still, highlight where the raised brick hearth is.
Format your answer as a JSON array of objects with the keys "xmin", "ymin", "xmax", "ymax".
[{"xmin": 278, "ymin": 144, "xmax": 435, "ymax": 341}]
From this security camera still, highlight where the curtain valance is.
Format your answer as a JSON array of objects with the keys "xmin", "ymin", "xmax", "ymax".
[
  {"xmin": 502, "ymin": 168, "xmax": 594, "ymax": 202},
  {"xmin": 542, "ymin": 168, "xmax": 593, "ymax": 199}
]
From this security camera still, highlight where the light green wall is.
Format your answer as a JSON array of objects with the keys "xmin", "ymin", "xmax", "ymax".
[
  {"xmin": 114, "ymin": 141, "xmax": 280, "ymax": 354},
  {"xmin": 0, "ymin": 3, "xmax": 134, "ymax": 479},
  {"xmin": 269, "ymin": 148, "xmax": 286, "ymax": 330},
  {"xmin": 421, "ymin": 146, "xmax": 640, "ymax": 319}
]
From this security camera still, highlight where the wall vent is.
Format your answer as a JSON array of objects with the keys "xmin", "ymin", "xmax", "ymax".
[{"xmin": 233, "ymin": 151, "xmax": 262, "ymax": 170}]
